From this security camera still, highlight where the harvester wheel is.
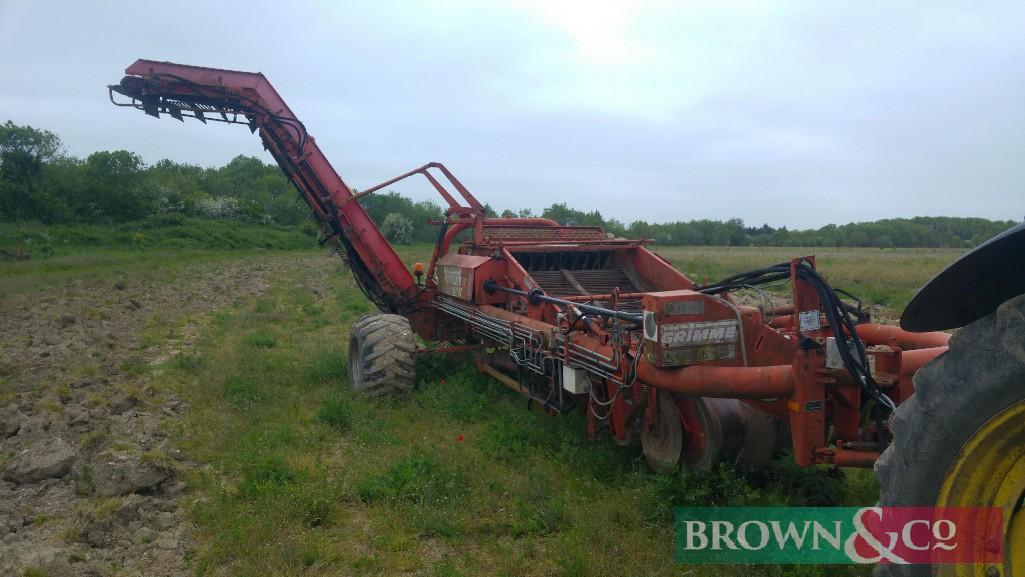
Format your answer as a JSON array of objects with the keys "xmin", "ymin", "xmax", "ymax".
[
  {"xmin": 642, "ymin": 393, "xmax": 777, "ymax": 473},
  {"xmin": 347, "ymin": 314, "xmax": 417, "ymax": 397},
  {"xmin": 680, "ymin": 397, "xmax": 777, "ymax": 471},
  {"xmin": 642, "ymin": 391, "xmax": 684, "ymax": 473},
  {"xmin": 875, "ymin": 294, "xmax": 1025, "ymax": 577}
]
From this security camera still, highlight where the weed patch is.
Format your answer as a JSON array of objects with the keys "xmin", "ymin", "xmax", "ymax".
[
  {"xmin": 357, "ymin": 450, "xmax": 466, "ymax": 506},
  {"xmin": 240, "ymin": 330, "xmax": 276, "ymax": 349},
  {"xmin": 511, "ymin": 478, "xmax": 569, "ymax": 536},
  {"xmin": 237, "ymin": 454, "xmax": 297, "ymax": 496},
  {"xmin": 316, "ymin": 395, "xmax": 352, "ymax": 432},
  {"xmin": 168, "ymin": 351, "xmax": 205, "ymax": 373},
  {"xmin": 221, "ymin": 377, "xmax": 264, "ymax": 407}
]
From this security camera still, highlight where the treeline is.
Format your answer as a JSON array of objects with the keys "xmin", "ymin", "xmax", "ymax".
[
  {"xmin": 1, "ymin": 121, "xmax": 1016, "ymax": 247},
  {"xmin": 358, "ymin": 194, "xmax": 1016, "ymax": 249},
  {"xmin": 530, "ymin": 203, "xmax": 1017, "ymax": 248},
  {"xmin": 0, "ymin": 121, "xmax": 308, "ymax": 226}
]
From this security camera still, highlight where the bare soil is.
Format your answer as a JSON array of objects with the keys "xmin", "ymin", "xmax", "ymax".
[{"xmin": 0, "ymin": 252, "xmax": 322, "ymax": 577}]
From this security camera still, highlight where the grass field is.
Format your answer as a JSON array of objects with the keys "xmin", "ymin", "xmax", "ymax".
[
  {"xmin": 1, "ymin": 242, "xmax": 967, "ymax": 576},
  {"xmin": 0, "ymin": 217, "xmax": 316, "ymax": 257},
  {"xmin": 653, "ymin": 245, "xmax": 963, "ymax": 318}
]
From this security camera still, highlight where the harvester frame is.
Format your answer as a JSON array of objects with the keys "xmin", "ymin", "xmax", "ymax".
[
  {"xmin": 107, "ymin": 59, "xmax": 950, "ymax": 471},
  {"xmin": 110, "ymin": 58, "xmax": 1025, "ymax": 573},
  {"xmin": 109, "ymin": 60, "xmax": 1025, "ymax": 576}
]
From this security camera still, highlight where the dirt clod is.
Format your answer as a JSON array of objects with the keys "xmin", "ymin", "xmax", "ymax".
[
  {"xmin": 0, "ymin": 408, "xmax": 23, "ymax": 438},
  {"xmin": 2, "ymin": 437, "xmax": 76, "ymax": 483},
  {"xmin": 90, "ymin": 451, "xmax": 170, "ymax": 497}
]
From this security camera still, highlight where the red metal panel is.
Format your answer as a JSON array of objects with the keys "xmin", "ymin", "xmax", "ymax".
[
  {"xmin": 435, "ymin": 254, "xmax": 508, "ymax": 304},
  {"xmin": 622, "ymin": 247, "xmax": 693, "ymax": 291},
  {"xmin": 436, "ymin": 254, "xmax": 490, "ymax": 301},
  {"xmin": 641, "ymin": 291, "xmax": 741, "ymax": 368}
]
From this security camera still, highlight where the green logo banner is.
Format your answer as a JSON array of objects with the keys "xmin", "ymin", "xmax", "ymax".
[{"xmin": 675, "ymin": 507, "xmax": 1003, "ymax": 565}]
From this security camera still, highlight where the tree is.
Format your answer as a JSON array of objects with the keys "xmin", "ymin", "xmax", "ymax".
[
  {"xmin": 0, "ymin": 121, "xmax": 65, "ymax": 222},
  {"xmin": 542, "ymin": 202, "xmax": 605, "ymax": 227},
  {"xmin": 359, "ymin": 191, "xmax": 443, "ymax": 243},
  {"xmin": 604, "ymin": 218, "xmax": 627, "ymax": 237},
  {"xmin": 146, "ymin": 159, "xmax": 209, "ymax": 215},
  {"xmin": 81, "ymin": 150, "xmax": 154, "ymax": 222},
  {"xmin": 382, "ymin": 212, "xmax": 414, "ymax": 244},
  {"xmin": 0, "ymin": 120, "xmax": 63, "ymax": 182}
]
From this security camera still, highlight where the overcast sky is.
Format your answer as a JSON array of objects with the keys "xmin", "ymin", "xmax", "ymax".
[{"xmin": 1, "ymin": 1, "xmax": 1022, "ymax": 228}]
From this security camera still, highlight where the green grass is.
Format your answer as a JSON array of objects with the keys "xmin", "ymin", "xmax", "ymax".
[
  {"xmin": 0, "ymin": 216, "xmax": 316, "ymax": 256},
  {"xmin": 0, "ymin": 249, "xmax": 283, "ymax": 299},
  {"xmin": 155, "ymin": 250, "xmax": 883, "ymax": 577},
  {"xmin": 316, "ymin": 394, "xmax": 353, "ymax": 432},
  {"xmin": 0, "ymin": 217, "xmax": 319, "ymax": 298},
  {"xmin": 653, "ymin": 245, "xmax": 964, "ymax": 317}
]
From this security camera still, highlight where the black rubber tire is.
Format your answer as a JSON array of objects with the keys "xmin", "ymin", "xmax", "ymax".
[
  {"xmin": 642, "ymin": 393, "xmax": 777, "ymax": 473},
  {"xmin": 874, "ymin": 294, "xmax": 1025, "ymax": 577},
  {"xmin": 683, "ymin": 398, "xmax": 777, "ymax": 472},
  {"xmin": 347, "ymin": 314, "xmax": 417, "ymax": 397}
]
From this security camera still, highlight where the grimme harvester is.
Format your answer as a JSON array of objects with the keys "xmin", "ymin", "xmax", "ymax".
[{"xmin": 110, "ymin": 60, "xmax": 1024, "ymax": 575}]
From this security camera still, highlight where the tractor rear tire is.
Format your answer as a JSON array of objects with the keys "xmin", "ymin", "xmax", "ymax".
[
  {"xmin": 348, "ymin": 314, "xmax": 417, "ymax": 397},
  {"xmin": 874, "ymin": 293, "xmax": 1025, "ymax": 577}
]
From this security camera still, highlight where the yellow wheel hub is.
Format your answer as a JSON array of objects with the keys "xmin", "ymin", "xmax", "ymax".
[{"xmin": 935, "ymin": 400, "xmax": 1025, "ymax": 577}]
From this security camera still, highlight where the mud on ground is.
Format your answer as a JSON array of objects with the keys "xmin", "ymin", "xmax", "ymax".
[{"xmin": 0, "ymin": 252, "xmax": 326, "ymax": 577}]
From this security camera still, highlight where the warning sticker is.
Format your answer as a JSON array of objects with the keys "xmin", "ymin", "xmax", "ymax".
[{"xmin": 799, "ymin": 310, "xmax": 821, "ymax": 332}]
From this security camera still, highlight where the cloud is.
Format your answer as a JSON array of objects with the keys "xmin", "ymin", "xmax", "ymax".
[
  {"xmin": 504, "ymin": 0, "xmax": 649, "ymax": 65},
  {"xmin": 1, "ymin": 0, "xmax": 1022, "ymax": 228}
]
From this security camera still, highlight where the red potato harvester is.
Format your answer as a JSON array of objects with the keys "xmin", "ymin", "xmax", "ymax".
[{"xmin": 110, "ymin": 60, "xmax": 1025, "ymax": 577}]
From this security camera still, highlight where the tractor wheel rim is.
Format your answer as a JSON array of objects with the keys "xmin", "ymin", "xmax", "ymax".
[{"xmin": 935, "ymin": 399, "xmax": 1025, "ymax": 577}]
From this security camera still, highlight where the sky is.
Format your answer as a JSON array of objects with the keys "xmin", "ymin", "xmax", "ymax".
[{"xmin": 1, "ymin": 0, "xmax": 1023, "ymax": 228}]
